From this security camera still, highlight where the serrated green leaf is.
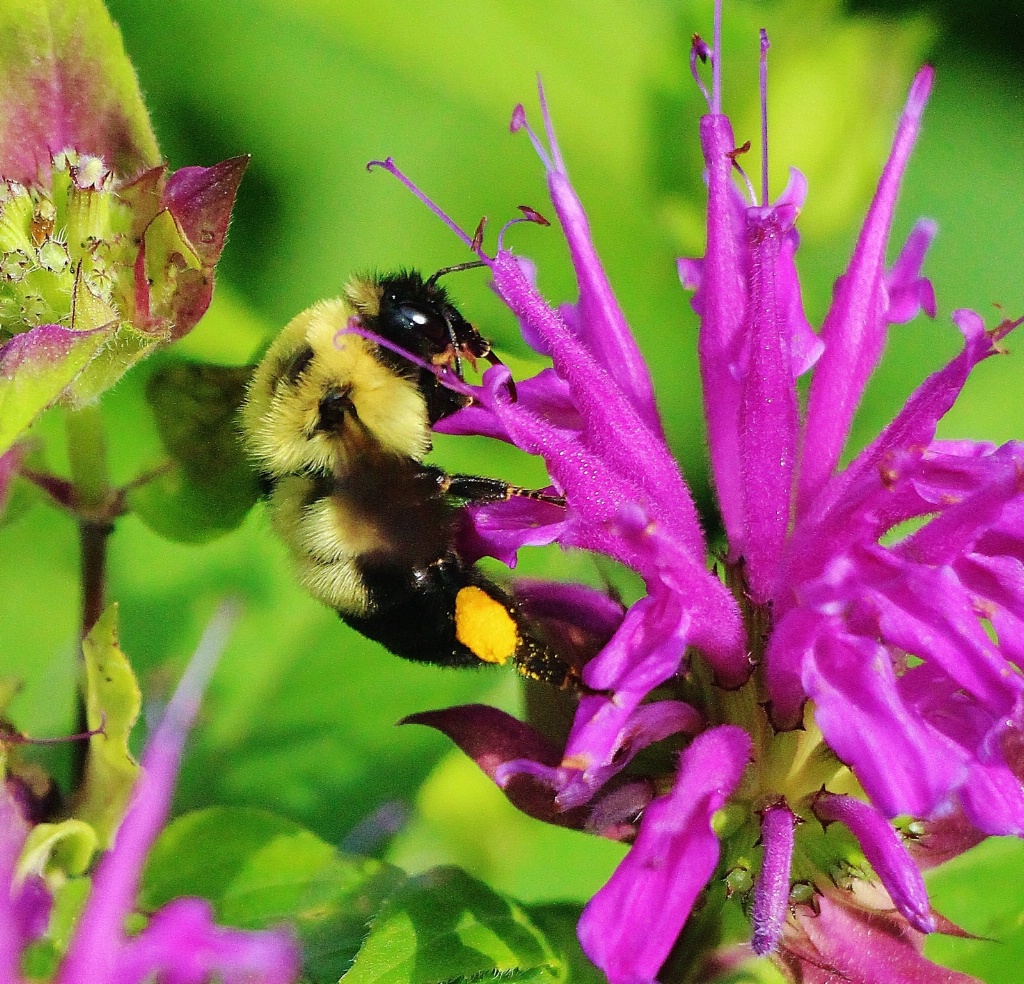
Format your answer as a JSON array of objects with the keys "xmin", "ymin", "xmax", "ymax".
[
  {"xmin": 223, "ymin": 837, "xmax": 407, "ymax": 984},
  {"xmin": 344, "ymin": 866, "xmax": 562, "ymax": 984},
  {"xmin": 0, "ymin": 0, "xmax": 159, "ymax": 185},
  {"xmin": 129, "ymin": 357, "xmax": 259, "ymax": 542},
  {"xmin": 71, "ymin": 602, "xmax": 142, "ymax": 848},
  {"xmin": 141, "ymin": 806, "xmax": 406, "ymax": 983},
  {"xmin": 0, "ymin": 324, "xmax": 112, "ymax": 456}
]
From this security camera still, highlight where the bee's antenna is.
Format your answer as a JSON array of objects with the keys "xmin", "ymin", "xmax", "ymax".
[
  {"xmin": 426, "ymin": 259, "xmax": 518, "ymax": 401},
  {"xmin": 426, "ymin": 260, "xmax": 487, "ymax": 286}
]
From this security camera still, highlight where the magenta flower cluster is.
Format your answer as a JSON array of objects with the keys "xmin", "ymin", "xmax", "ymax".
[{"xmin": 381, "ymin": 5, "xmax": 1024, "ymax": 982}]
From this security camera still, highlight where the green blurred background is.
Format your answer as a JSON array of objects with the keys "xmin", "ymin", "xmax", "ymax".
[{"xmin": 1, "ymin": 0, "xmax": 1023, "ymax": 977}]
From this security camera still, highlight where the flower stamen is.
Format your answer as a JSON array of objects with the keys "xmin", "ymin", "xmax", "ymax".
[
  {"xmin": 759, "ymin": 28, "xmax": 771, "ymax": 206},
  {"xmin": 367, "ymin": 157, "xmax": 480, "ymax": 254},
  {"xmin": 690, "ymin": 34, "xmax": 712, "ymax": 109},
  {"xmin": 496, "ymin": 207, "xmax": 550, "ymax": 252},
  {"xmin": 509, "ymin": 104, "xmax": 554, "ymax": 173},
  {"xmin": 726, "ymin": 141, "xmax": 758, "ymax": 205}
]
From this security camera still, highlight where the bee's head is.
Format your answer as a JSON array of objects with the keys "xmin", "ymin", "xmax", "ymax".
[
  {"xmin": 241, "ymin": 297, "xmax": 432, "ymax": 479},
  {"xmin": 346, "ymin": 269, "xmax": 497, "ymax": 423}
]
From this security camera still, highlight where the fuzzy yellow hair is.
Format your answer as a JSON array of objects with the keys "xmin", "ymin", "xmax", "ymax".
[
  {"xmin": 265, "ymin": 474, "xmax": 376, "ymax": 614},
  {"xmin": 240, "ymin": 296, "xmax": 432, "ymax": 479}
]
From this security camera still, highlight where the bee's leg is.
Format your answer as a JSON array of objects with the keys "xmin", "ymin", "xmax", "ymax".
[
  {"xmin": 512, "ymin": 635, "xmax": 612, "ymax": 696},
  {"xmin": 481, "ymin": 351, "xmax": 518, "ymax": 402},
  {"xmin": 439, "ymin": 473, "xmax": 565, "ymax": 507}
]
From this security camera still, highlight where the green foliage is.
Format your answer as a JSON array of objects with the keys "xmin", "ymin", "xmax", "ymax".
[
  {"xmin": 137, "ymin": 807, "xmax": 606, "ymax": 982},
  {"xmin": 344, "ymin": 866, "xmax": 564, "ymax": 984},
  {"xmin": 131, "ymin": 357, "xmax": 259, "ymax": 541},
  {"xmin": 73, "ymin": 602, "xmax": 142, "ymax": 848},
  {"xmin": 924, "ymin": 837, "xmax": 1024, "ymax": 983},
  {"xmin": 1, "ymin": 0, "xmax": 1023, "ymax": 981},
  {"xmin": 141, "ymin": 806, "xmax": 406, "ymax": 981},
  {"xmin": 527, "ymin": 904, "xmax": 607, "ymax": 984}
]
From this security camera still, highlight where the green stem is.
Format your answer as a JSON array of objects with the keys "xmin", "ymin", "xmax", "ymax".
[
  {"xmin": 79, "ymin": 518, "xmax": 113, "ymax": 642},
  {"xmin": 66, "ymin": 403, "xmax": 113, "ymax": 786},
  {"xmin": 66, "ymin": 403, "xmax": 109, "ymax": 515}
]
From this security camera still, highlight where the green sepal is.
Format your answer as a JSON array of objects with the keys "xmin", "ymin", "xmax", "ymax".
[
  {"xmin": 344, "ymin": 866, "xmax": 565, "ymax": 984},
  {"xmin": 66, "ymin": 322, "xmax": 154, "ymax": 406},
  {"xmin": 129, "ymin": 357, "xmax": 259, "ymax": 542},
  {"xmin": 142, "ymin": 208, "xmax": 203, "ymax": 326},
  {"xmin": 71, "ymin": 602, "xmax": 142, "ymax": 849}
]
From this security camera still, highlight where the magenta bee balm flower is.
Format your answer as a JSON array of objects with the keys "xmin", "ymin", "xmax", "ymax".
[{"xmin": 380, "ymin": 2, "xmax": 1024, "ymax": 981}]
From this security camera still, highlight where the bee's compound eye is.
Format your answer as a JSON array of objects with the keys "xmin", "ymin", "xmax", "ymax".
[
  {"xmin": 315, "ymin": 386, "xmax": 355, "ymax": 432},
  {"xmin": 395, "ymin": 303, "xmax": 448, "ymax": 348},
  {"xmin": 396, "ymin": 303, "xmax": 429, "ymax": 326}
]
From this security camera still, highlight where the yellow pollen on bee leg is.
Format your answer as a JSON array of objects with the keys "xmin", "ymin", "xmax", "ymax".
[{"xmin": 454, "ymin": 586, "xmax": 519, "ymax": 665}]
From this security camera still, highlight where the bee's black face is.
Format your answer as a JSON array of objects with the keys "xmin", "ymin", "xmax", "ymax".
[
  {"xmin": 315, "ymin": 385, "xmax": 356, "ymax": 433},
  {"xmin": 376, "ymin": 273, "xmax": 458, "ymax": 364}
]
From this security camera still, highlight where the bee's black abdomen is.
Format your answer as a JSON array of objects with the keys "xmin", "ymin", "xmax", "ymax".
[
  {"xmin": 348, "ymin": 552, "xmax": 582, "ymax": 688},
  {"xmin": 341, "ymin": 556, "xmax": 483, "ymax": 669}
]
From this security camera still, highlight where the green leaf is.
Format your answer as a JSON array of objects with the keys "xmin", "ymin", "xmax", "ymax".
[
  {"xmin": 129, "ymin": 356, "xmax": 259, "ymax": 542},
  {"xmin": 19, "ymin": 818, "xmax": 97, "ymax": 878},
  {"xmin": 924, "ymin": 836, "xmax": 1024, "ymax": 983},
  {"xmin": 344, "ymin": 866, "xmax": 563, "ymax": 984},
  {"xmin": 71, "ymin": 602, "xmax": 142, "ymax": 848},
  {"xmin": 141, "ymin": 806, "xmax": 406, "ymax": 983},
  {"xmin": 527, "ymin": 903, "xmax": 604, "ymax": 984},
  {"xmin": 141, "ymin": 806, "xmax": 335, "ymax": 912},
  {"xmin": 0, "ymin": 0, "xmax": 159, "ymax": 185},
  {"xmin": 0, "ymin": 324, "xmax": 112, "ymax": 457}
]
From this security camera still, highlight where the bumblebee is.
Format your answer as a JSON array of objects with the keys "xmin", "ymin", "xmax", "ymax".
[{"xmin": 239, "ymin": 270, "xmax": 582, "ymax": 687}]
